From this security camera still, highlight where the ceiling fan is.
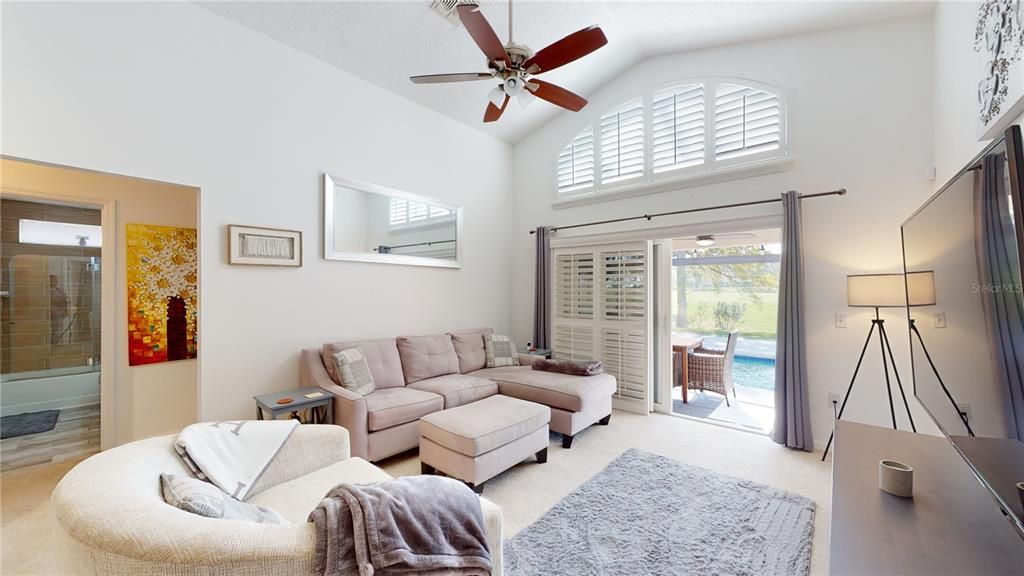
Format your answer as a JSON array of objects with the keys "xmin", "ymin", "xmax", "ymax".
[
  {"xmin": 678, "ymin": 233, "xmax": 759, "ymax": 247},
  {"xmin": 410, "ymin": 0, "xmax": 607, "ymax": 123}
]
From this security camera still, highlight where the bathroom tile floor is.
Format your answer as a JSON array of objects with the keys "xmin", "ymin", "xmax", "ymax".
[{"xmin": 0, "ymin": 404, "xmax": 100, "ymax": 471}]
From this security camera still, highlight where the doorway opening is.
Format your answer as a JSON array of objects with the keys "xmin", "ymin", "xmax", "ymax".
[
  {"xmin": 667, "ymin": 228, "xmax": 781, "ymax": 433},
  {"xmin": 0, "ymin": 198, "xmax": 102, "ymax": 470}
]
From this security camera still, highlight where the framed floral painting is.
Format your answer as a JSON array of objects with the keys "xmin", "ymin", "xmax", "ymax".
[
  {"xmin": 977, "ymin": 0, "xmax": 1024, "ymax": 140},
  {"xmin": 127, "ymin": 223, "xmax": 198, "ymax": 366}
]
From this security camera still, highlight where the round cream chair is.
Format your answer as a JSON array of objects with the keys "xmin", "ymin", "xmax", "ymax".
[{"xmin": 51, "ymin": 424, "xmax": 503, "ymax": 575}]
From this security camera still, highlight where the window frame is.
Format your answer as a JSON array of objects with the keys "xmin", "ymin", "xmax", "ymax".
[{"xmin": 554, "ymin": 77, "xmax": 789, "ymax": 205}]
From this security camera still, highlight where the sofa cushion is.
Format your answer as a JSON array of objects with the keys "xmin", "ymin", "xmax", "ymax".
[
  {"xmin": 449, "ymin": 328, "xmax": 494, "ymax": 374},
  {"xmin": 420, "ymin": 394, "xmax": 550, "ymax": 458},
  {"xmin": 161, "ymin": 473, "xmax": 285, "ymax": 524},
  {"xmin": 332, "ymin": 348, "xmax": 376, "ymax": 396},
  {"xmin": 396, "ymin": 334, "xmax": 460, "ymax": 385},
  {"xmin": 484, "ymin": 334, "xmax": 520, "ymax": 368},
  {"xmin": 322, "ymin": 338, "xmax": 405, "ymax": 389},
  {"xmin": 364, "ymin": 387, "xmax": 444, "ymax": 432},
  {"xmin": 246, "ymin": 457, "xmax": 392, "ymax": 524},
  {"xmin": 471, "ymin": 366, "xmax": 617, "ymax": 412},
  {"xmin": 408, "ymin": 374, "xmax": 499, "ymax": 409}
]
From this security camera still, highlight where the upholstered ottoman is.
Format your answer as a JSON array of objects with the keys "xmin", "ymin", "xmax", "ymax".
[{"xmin": 419, "ymin": 394, "xmax": 550, "ymax": 493}]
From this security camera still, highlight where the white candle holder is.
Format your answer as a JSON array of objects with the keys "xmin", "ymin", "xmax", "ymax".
[{"xmin": 879, "ymin": 460, "xmax": 914, "ymax": 498}]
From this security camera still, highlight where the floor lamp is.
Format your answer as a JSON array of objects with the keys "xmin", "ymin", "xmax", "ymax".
[{"xmin": 820, "ymin": 273, "xmax": 932, "ymax": 461}]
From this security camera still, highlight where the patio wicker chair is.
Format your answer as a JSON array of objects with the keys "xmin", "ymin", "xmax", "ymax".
[{"xmin": 687, "ymin": 331, "xmax": 739, "ymax": 406}]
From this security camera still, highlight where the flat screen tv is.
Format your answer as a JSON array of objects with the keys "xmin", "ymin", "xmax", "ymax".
[{"xmin": 902, "ymin": 125, "xmax": 1024, "ymax": 540}]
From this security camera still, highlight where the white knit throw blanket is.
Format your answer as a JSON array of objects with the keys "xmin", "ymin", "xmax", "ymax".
[{"xmin": 174, "ymin": 420, "xmax": 297, "ymax": 500}]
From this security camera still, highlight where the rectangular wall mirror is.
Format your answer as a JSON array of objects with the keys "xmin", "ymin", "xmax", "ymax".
[{"xmin": 323, "ymin": 174, "xmax": 462, "ymax": 269}]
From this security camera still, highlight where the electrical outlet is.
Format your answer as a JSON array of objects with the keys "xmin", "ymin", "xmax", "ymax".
[
  {"xmin": 934, "ymin": 312, "xmax": 947, "ymax": 329},
  {"xmin": 835, "ymin": 314, "xmax": 847, "ymax": 328}
]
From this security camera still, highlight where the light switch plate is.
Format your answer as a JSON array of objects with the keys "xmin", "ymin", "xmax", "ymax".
[
  {"xmin": 835, "ymin": 314, "xmax": 847, "ymax": 328},
  {"xmin": 934, "ymin": 312, "xmax": 947, "ymax": 329}
]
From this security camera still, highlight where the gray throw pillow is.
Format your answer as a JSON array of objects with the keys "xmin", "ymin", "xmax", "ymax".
[
  {"xmin": 161, "ymin": 473, "xmax": 285, "ymax": 524},
  {"xmin": 333, "ymin": 347, "xmax": 376, "ymax": 396},
  {"xmin": 484, "ymin": 334, "xmax": 520, "ymax": 368}
]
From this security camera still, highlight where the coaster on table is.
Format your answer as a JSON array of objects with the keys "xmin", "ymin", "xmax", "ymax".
[{"xmin": 276, "ymin": 397, "xmax": 294, "ymax": 405}]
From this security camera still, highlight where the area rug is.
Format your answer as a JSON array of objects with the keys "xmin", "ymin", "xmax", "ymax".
[
  {"xmin": 505, "ymin": 448, "xmax": 815, "ymax": 576},
  {"xmin": 1, "ymin": 410, "xmax": 60, "ymax": 439}
]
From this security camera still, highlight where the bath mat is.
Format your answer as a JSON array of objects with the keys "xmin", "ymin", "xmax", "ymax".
[{"xmin": 1, "ymin": 410, "xmax": 60, "ymax": 439}]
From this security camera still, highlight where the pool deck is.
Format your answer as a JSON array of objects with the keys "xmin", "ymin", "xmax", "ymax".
[{"xmin": 677, "ymin": 332, "xmax": 776, "ymax": 359}]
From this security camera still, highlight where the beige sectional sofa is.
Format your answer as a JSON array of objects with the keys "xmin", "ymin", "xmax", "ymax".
[{"xmin": 300, "ymin": 328, "xmax": 616, "ymax": 461}]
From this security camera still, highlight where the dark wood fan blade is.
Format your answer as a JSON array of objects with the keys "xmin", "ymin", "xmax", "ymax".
[
  {"xmin": 524, "ymin": 26, "xmax": 607, "ymax": 74},
  {"xmin": 457, "ymin": 5, "xmax": 509, "ymax": 66},
  {"xmin": 410, "ymin": 73, "xmax": 493, "ymax": 84},
  {"xmin": 529, "ymin": 80, "xmax": 587, "ymax": 111},
  {"xmin": 484, "ymin": 94, "xmax": 510, "ymax": 122}
]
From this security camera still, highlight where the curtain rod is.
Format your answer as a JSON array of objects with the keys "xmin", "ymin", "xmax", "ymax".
[{"xmin": 528, "ymin": 188, "xmax": 847, "ymax": 235}]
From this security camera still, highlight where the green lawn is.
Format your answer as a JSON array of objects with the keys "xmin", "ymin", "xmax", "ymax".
[{"xmin": 673, "ymin": 288, "xmax": 778, "ymax": 339}]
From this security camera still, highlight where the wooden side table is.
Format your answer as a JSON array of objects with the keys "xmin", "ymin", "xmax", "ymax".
[{"xmin": 254, "ymin": 387, "xmax": 333, "ymax": 424}]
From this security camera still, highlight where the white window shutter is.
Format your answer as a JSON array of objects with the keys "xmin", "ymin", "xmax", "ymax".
[
  {"xmin": 600, "ymin": 328, "xmax": 647, "ymax": 402},
  {"xmin": 652, "ymin": 84, "xmax": 705, "ymax": 173},
  {"xmin": 713, "ymin": 84, "xmax": 781, "ymax": 162},
  {"xmin": 554, "ymin": 253, "xmax": 594, "ymax": 319},
  {"xmin": 557, "ymin": 128, "xmax": 595, "ymax": 195},
  {"xmin": 601, "ymin": 250, "xmax": 646, "ymax": 321},
  {"xmin": 389, "ymin": 199, "xmax": 407, "ymax": 226},
  {"xmin": 600, "ymin": 98, "xmax": 645, "ymax": 183},
  {"xmin": 553, "ymin": 325, "xmax": 595, "ymax": 361}
]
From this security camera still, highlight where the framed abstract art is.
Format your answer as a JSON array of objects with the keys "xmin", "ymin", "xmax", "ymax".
[
  {"xmin": 127, "ymin": 223, "xmax": 198, "ymax": 366},
  {"xmin": 227, "ymin": 225, "xmax": 302, "ymax": 266},
  {"xmin": 977, "ymin": 0, "xmax": 1024, "ymax": 140}
]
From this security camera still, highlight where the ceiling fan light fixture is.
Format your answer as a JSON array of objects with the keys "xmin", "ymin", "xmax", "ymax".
[
  {"xmin": 487, "ymin": 85, "xmax": 506, "ymax": 107},
  {"xmin": 695, "ymin": 235, "xmax": 715, "ymax": 247}
]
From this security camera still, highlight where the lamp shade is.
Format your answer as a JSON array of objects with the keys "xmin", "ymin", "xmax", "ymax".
[
  {"xmin": 906, "ymin": 270, "xmax": 936, "ymax": 307},
  {"xmin": 847, "ymin": 271, "xmax": 936, "ymax": 308}
]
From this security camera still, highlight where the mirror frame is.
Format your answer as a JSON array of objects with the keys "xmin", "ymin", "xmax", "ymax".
[{"xmin": 323, "ymin": 173, "xmax": 463, "ymax": 269}]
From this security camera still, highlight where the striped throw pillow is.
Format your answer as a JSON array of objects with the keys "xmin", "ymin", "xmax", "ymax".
[
  {"xmin": 333, "ymin": 347, "xmax": 376, "ymax": 396},
  {"xmin": 484, "ymin": 334, "xmax": 520, "ymax": 368}
]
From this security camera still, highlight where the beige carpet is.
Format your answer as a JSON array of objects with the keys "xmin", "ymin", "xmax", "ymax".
[{"xmin": 1, "ymin": 411, "xmax": 831, "ymax": 575}]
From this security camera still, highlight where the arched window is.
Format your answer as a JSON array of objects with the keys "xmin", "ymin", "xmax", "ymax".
[{"xmin": 556, "ymin": 78, "xmax": 787, "ymax": 201}]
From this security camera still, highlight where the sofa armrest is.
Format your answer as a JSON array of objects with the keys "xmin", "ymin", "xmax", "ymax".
[
  {"xmin": 301, "ymin": 349, "xmax": 370, "ymax": 460},
  {"xmin": 517, "ymin": 353, "xmax": 543, "ymax": 367},
  {"xmin": 246, "ymin": 424, "xmax": 349, "ymax": 498}
]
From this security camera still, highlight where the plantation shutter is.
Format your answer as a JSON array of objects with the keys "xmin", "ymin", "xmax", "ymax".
[
  {"xmin": 551, "ymin": 243, "xmax": 651, "ymax": 415},
  {"xmin": 713, "ymin": 84, "xmax": 781, "ymax": 162},
  {"xmin": 600, "ymin": 98, "xmax": 645, "ymax": 184},
  {"xmin": 652, "ymin": 84, "xmax": 705, "ymax": 173},
  {"xmin": 557, "ymin": 128, "xmax": 595, "ymax": 195}
]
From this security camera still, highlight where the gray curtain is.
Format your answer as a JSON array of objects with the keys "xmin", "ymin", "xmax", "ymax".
[
  {"xmin": 975, "ymin": 154, "xmax": 1024, "ymax": 441},
  {"xmin": 772, "ymin": 191, "xmax": 813, "ymax": 450},
  {"xmin": 533, "ymin": 226, "xmax": 552, "ymax": 350}
]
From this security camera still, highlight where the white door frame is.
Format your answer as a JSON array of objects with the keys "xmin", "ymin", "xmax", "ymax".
[{"xmin": 0, "ymin": 189, "xmax": 117, "ymax": 450}]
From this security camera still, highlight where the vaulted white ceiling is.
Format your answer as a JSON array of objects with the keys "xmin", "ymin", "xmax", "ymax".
[{"xmin": 199, "ymin": 1, "xmax": 934, "ymax": 144}]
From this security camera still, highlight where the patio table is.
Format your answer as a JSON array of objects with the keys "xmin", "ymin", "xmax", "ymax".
[{"xmin": 672, "ymin": 334, "xmax": 703, "ymax": 403}]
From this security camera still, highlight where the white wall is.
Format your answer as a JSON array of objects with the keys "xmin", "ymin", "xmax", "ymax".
[
  {"xmin": 1, "ymin": 2, "xmax": 514, "ymax": 436},
  {"xmin": 511, "ymin": 16, "xmax": 938, "ymax": 446}
]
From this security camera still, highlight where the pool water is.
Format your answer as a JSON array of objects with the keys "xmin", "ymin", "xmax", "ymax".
[{"xmin": 733, "ymin": 356, "xmax": 776, "ymax": 390}]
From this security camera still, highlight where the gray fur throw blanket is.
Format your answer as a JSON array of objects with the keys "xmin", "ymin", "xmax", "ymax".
[
  {"xmin": 309, "ymin": 475, "xmax": 491, "ymax": 576},
  {"xmin": 531, "ymin": 358, "xmax": 603, "ymax": 376}
]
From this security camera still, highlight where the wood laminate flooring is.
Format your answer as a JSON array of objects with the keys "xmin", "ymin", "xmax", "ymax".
[{"xmin": 0, "ymin": 404, "xmax": 99, "ymax": 472}]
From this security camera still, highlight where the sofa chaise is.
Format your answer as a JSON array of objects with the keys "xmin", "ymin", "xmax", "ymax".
[
  {"xmin": 51, "ymin": 425, "xmax": 504, "ymax": 575},
  {"xmin": 300, "ymin": 328, "xmax": 617, "ymax": 462}
]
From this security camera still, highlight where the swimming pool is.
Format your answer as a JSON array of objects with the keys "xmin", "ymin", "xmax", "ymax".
[{"xmin": 733, "ymin": 356, "xmax": 776, "ymax": 390}]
